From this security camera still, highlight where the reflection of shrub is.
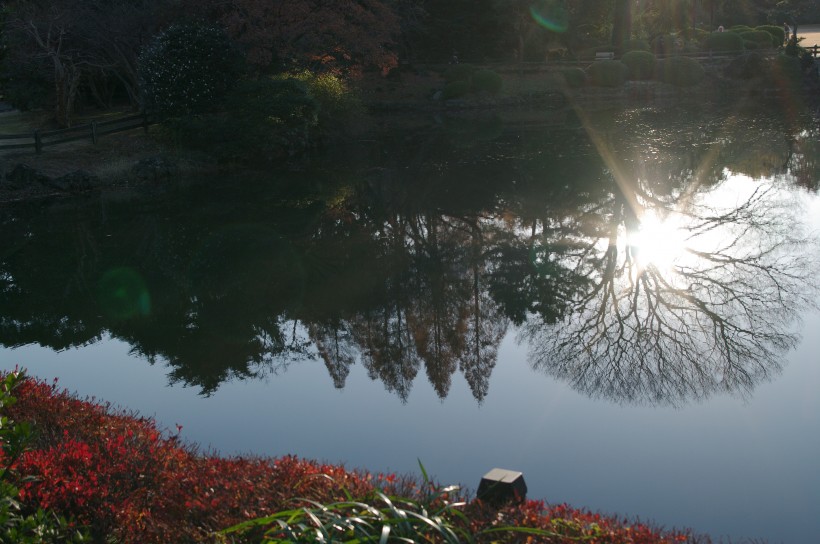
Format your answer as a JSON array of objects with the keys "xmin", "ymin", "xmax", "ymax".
[
  {"xmin": 756, "ymin": 25, "xmax": 786, "ymax": 46},
  {"xmin": 655, "ymin": 56, "xmax": 704, "ymax": 87},
  {"xmin": 559, "ymin": 67, "xmax": 587, "ymax": 88},
  {"xmin": 444, "ymin": 114, "xmax": 504, "ymax": 145},
  {"xmin": 444, "ymin": 64, "xmax": 476, "ymax": 83},
  {"xmin": 766, "ymin": 54, "xmax": 802, "ymax": 89},
  {"xmin": 706, "ymin": 31, "xmax": 744, "ymax": 52},
  {"xmin": 621, "ymin": 39, "xmax": 651, "ymax": 52},
  {"xmin": 471, "ymin": 69, "xmax": 503, "ymax": 94},
  {"xmin": 725, "ymin": 52, "xmax": 766, "ymax": 79},
  {"xmin": 740, "ymin": 30, "xmax": 774, "ymax": 48},
  {"xmin": 743, "ymin": 40, "xmax": 759, "ymax": 50},
  {"xmin": 442, "ymin": 80, "xmax": 471, "ymax": 99},
  {"xmin": 587, "ymin": 60, "xmax": 628, "ymax": 87},
  {"xmin": 621, "ymin": 51, "xmax": 656, "ymax": 80}
]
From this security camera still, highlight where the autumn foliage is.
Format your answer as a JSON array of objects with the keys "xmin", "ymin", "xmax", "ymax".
[
  {"xmin": 5, "ymin": 376, "xmax": 374, "ymax": 542},
  {"xmin": 2, "ymin": 374, "xmax": 695, "ymax": 543},
  {"xmin": 185, "ymin": 0, "xmax": 400, "ymax": 75}
]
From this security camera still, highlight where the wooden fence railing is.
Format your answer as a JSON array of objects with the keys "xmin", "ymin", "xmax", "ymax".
[
  {"xmin": 0, "ymin": 113, "xmax": 152, "ymax": 154},
  {"xmin": 808, "ymin": 44, "xmax": 820, "ymax": 58}
]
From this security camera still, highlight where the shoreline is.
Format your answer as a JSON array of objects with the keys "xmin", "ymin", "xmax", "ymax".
[
  {"xmin": 2, "ymin": 370, "xmax": 699, "ymax": 543},
  {"xmin": 2, "ymin": 55, "xmax": 818, "ymax": 204}
]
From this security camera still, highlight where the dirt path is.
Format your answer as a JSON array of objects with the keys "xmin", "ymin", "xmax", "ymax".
[{"xmin": 799, "ymin": 24, "xmax": 820, "ymax": 47}]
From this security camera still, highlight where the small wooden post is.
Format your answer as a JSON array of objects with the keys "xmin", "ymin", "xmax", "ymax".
[
  {"xmin": 34, "ymin": 130, "xmax": 42, "ymax": 154},
  {"xmin": 477, "ymin": 468, "xmax": 527, "ymax": 506},
  {"xmin": 91, "ymin": 121, "xmax": 98, "ymax": 145}
]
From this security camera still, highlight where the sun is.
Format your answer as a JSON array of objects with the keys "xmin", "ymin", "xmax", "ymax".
[{"xmin": 627, "ymin": 210, "xmax": 689, "ymax": 272}]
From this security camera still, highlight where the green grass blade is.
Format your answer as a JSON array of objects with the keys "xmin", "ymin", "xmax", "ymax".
[
  {"xmin": 378, "ymin": 524, "xmax": 390, "ymax": 544},
  {"xmin": 417, "ymin": 459, "xmax": 429, "ymax": 485}
]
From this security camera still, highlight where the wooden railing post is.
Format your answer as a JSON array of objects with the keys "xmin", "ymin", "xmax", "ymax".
[
  {"xmin": 34, "ymin": 130, "xmax": 42, "ymax": 154},
  {"xmin": 91, "ymin": 121, "xmax": 98, "ymax": 145}
]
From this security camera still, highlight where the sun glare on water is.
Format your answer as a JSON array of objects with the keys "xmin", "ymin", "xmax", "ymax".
[{"xmin": 627, "ymin": 210, "xmax": 690, "ymax": 273}]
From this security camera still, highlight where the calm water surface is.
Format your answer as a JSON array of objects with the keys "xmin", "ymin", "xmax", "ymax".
[{"xmin": 2, "ymin": 102, "xmax": 820, "ymax": 543}]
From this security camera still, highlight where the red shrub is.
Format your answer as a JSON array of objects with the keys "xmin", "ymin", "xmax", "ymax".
[
  {"xmin": 3, "ymin": 374, "xmax": 694, "ymax": 544},
  {"xmin": 6, "ymin": 376, "xmax": 376, "ymax": 542}
]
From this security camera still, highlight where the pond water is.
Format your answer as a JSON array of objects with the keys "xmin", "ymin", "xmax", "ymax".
[{"xmin": 2, "ymin": 100, "xmax": 820, "ymax": 543}]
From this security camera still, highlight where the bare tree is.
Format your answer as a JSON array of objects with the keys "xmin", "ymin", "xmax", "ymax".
[
  {"xmin": 522, "ymin": 180, "xmax": 819, "ymax": 406},
  {"xmin": 3, "ymin": 0, "xmax": 170, "ymax": 124},
  {"xmin": 5, "ymin": 2, "xmax": 85, "ymax": 125}
]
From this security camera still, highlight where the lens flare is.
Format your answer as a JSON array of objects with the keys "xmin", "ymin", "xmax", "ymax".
[
  {"xmin": 530, "ymin": 1, "xmax": 568, "ymax": 33},
  {"xmin": 97, "ymin": 267, "xmax": 151, "ymax": 319}
]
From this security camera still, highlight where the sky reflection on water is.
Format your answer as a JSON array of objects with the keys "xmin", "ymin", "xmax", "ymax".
[
  {"xmin": 4, "ymin": 306, "xmax": 819, "ymax": 544},
  {"xmin": 2, "ymin": 104, "xmax": 820, "ymax": 543}
]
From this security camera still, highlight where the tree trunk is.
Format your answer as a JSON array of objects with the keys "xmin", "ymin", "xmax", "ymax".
[
  {"xmin": 611, "ymin": 0, "xmax": 632, "ymax": 50},
  {"xmin": 53, "ymin": 58, "xmax": 81, "ymax": 127}
]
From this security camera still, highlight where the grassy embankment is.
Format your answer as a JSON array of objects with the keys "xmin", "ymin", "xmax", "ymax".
[{"xmin": 0, "ymin": 371, "xmax": 699, "ymax": 543}]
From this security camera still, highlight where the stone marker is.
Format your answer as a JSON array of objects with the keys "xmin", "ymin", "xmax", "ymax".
[{"xmin": 477, "ymin": 468, "xmax": 527, "ymax": 505}]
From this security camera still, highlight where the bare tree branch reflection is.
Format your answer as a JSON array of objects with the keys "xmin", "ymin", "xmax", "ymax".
[
  {"xmin": 522, "ymin": 180, "xmax": 819, "ymax": 406},
  {"xmin": 3, "ymin": 105, "xmax": 819, "ymax": 404}
]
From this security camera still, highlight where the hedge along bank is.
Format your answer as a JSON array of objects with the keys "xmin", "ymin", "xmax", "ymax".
[{"xmin": 0, "ymin": 371, "xmax": 697, "ymax": 543}]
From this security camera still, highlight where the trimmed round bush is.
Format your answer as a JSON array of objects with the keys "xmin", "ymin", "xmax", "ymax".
[
  {"xmin": 139, "ymin": 22, "xmax": 240, "ymax": 117},
  {"xmin": 442, "ymin": 80, "xmax": 471, "ymax": 99},
  {"xmin": 168, "ymin": 77, "xmax": 320, "ymax": 158},
  {"xmin": 587, "ymin": 60, "xmax": 628, "ymax": 87},
  {"xmin": 471, "ymin": 69, "xmax": 503, "ymax": 94},
  {"xmin": 655, "ymin": 56, "xmax": 705, "ymax": 87},
  {"xmin": 781, "ymin": 37, "xmax": 815, "ymax": 70},
  {"xmin": 444, "ymin": 64, "xmax": 476, "ymax": 83},
  {"xmin": 559, "ymin": 67, "xmax": 587, "ymax": 88},
  {"xmin": 756, "ymin": 25, "xmax": 786, "ymax": 46},
  {"xmin": 729, "ymin": 25, "xmax": 754, "ymax": 33},
  {"xmin": 692, "ymin": 28, "xmax": 710, "ymax": 43},
  {"xmin": 740, "ymin": 30, "xmax": 774, "ymax": 48},
  {"xmin": 621, "ymin": 38, "xmax": 651, "ymax": 52},
  {"xmin": 621, "ymin": 50, "xmax": 656, "ymax": 80},
  {"xmin": 706, "ymin": 31, "xmax": 744, "ymax": 52}
]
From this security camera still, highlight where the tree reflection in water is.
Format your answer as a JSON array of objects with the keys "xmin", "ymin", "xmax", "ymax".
[
  {"xmin": 1, "ymin": 105, "xmax": 819, "ymax": 405},
  {"xmin": 522, "ymin": 178, "xmax": 819, "ymax": 405}
]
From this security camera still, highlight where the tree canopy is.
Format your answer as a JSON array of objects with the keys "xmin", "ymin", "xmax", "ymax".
[{"xmin": 1, "ymin": 0, "xmax": 815, "ymax": 124}]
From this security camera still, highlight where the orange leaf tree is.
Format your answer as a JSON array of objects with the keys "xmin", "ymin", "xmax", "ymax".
[{"xmin": 188, "ymin": 0, "xmax": 401, "ymax": 75}]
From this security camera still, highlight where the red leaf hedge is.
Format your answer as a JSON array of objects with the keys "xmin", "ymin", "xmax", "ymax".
[{"xmin": 2, "ymin": 374, "xmax": 696, "ymax": 543}]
